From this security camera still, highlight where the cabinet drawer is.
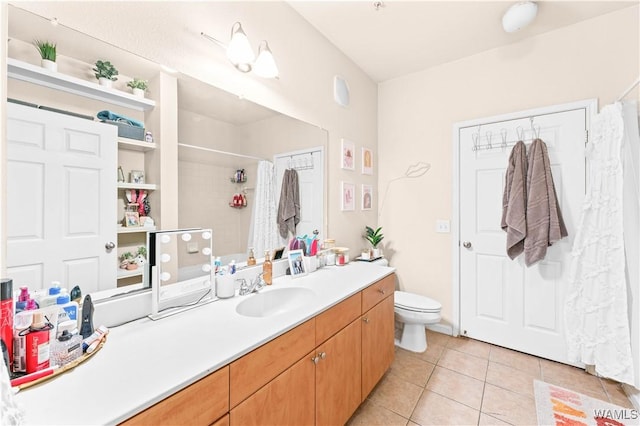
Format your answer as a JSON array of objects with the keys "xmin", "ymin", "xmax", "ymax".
[
  {"xmin": 315, "ymin": 292, "xmax": 361, "ymax": 346},
  {"xmin": 121, "ymin": 366, "xmax": 229, "ymax": 426},
  {"xmin": 230, "ymin": 319, "xmax": 315, "ymax": 408},
  {"xmin": 362, "ymin": 274, "xmax": 396, "ymax": 312}
]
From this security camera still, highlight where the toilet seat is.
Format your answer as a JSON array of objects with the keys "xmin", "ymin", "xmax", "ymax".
[{"xmin": 394, "ymin": 291, "xmax": 441, "ymax": 313}]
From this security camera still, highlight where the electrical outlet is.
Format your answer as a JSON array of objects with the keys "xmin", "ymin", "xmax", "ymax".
[
  {"xmin": 436, "ymin": 220, "xmax": 450, "ymax": 233},
  {"xmin": 187, "ymin": 243, "xmax": 199, "ymax": 254}
]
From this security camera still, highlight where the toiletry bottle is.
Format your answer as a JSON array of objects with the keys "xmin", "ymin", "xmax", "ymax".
[
  {"xmin": 50, "ymin": 328, "xmax": 82, "ymax": 367},
  {"xmin": 13, "ymin": 299, "xmax": 37, "ymax": 373},
  {"xmin": 16, "ymin": 286, "xmax": 30, "ymax": 312},
  {"xmin": 39, "ymin": 282, "xmax": 62, "ymax": 307},
  {"xmin": 0, "ymin": 279, "xmax": 13, "ymax": 368},
  {"xmin": 56, "ymin": 294, "xmax": 79, "ymax": 325},
  {"xmin": 22, "ymin": 312, "xmax": 52, "ymax": 374},
  {"xmin": 263, "ymin": 251, "xmax": 272, "ymax": 285},
  {"xmin": 247, "ymin": 248, "xmax": 256, "ymax": 266}
]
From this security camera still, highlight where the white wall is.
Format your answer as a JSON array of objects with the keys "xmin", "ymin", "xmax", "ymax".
[
  {"xmin": 10, "ymin": 1, "xmax": 379, "ymax": 255},
  {"xmin": 378, "ymin": 6, "xmax": 640, "ymax": 326}
]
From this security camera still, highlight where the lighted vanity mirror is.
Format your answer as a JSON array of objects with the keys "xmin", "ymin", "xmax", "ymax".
[
  {"xmin": 147, "ymin": 228, "xmax": 214, "ymax": 319},
  {"xmin": 4, "ymin": 5, "xmax": 328, "ymax": 300}
]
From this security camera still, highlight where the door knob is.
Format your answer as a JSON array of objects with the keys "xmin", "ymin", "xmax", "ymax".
[
  {"xmin": 363, "ymin": 317, "xmax": 370, "ymax": 323},
  {"xmin": 462, "ymin": 241, "xmax": 472, "ymax": 249},
  {"xmin": 105, "ymin": 241, "xmax": 116, "ymax": 251}
]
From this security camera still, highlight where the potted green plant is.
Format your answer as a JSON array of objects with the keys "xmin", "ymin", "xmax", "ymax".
[
  {"xmin": 365, "ymin": 226, "xmax": 384, "ymax": 258},
  {"xmin": 119, "ymin": 251, "xmax": 137, "ymax": 270},
  {"xmin": 33, "ymin": 39, "xmax": 57, "ymax": 72},
  {"xmin": 93, "ymin": 60, "xmax": 119, "ymax": 88},
  {"xmin": 127, "ymin": 78, "xmax": 148, "ymax": 98}
]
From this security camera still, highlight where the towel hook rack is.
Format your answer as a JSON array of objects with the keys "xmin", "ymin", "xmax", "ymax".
[
  {"xmin": 485, "ymin": 130, "xmax": 493, "ymax": 149},
  {"xmin": 516, "ymin": 126, "xmax": 524, "ymax": 141},
  {"xmin": 529, "ymin": 117, "xmax": 541, "ymax": 139},
  {"xmin": 500, "ymin": 128, "xmax": 508, "ymax": 149}
]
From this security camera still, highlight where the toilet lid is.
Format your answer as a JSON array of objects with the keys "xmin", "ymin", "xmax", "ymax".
[{"xmin": 395, "ymin": 291, "xmax": 441, "ymax": 313}]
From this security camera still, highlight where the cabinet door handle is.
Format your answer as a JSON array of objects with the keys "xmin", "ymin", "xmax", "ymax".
[
  {"xmin": 311, "ymin": 355, "xmax": 320, "ymax": 365},
  {"xmin": 378, "ymin": 288, "xmax": 386, "ymax": 295},
  {"xmin": 363, "ymin": 317, "xmax": 370, "ymax": 323},
  {"xmin": 320, "ymin": 352, "xmax": 326, "ymax": 359}
]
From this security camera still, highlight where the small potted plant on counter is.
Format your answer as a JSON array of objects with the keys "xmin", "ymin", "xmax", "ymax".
[
  {"xmin": 93, "ymin": 60, "xmax": 119, "ymax": 88},
  {"xmin": 365, "ymin": 226, "xmax": 384, "ymax": 258},
  {"xmin": 34, "ymin": 39, "xmax": 57, "ymax": 72},
  {"xmin": 127, "ymin": 78, "xmax": 148, "ymax": 98},
  {"xmin": 119, "ymin": 251, "xmax": 138, "ymax": 270}
]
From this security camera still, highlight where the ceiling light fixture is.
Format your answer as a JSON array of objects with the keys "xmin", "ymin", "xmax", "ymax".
[
  {"xmin": 201, "ymin": 22, "xmax": 279, "ymax": 79},
  {"xmin": 502, "ymin": 1, "xmax": 538, "ymax": 33}
]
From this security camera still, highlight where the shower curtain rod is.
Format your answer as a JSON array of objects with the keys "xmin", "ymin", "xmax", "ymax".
[
  {"xmin": 617, "ymin": 76, "xmax": 640, "ymax": 102},
  {"xmin": 178, "ymin": 143, "xmax": 267, "ymax": 161}
]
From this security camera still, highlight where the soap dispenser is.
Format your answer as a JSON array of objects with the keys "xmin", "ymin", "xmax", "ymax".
[
  {"xmin": 247, "ymin": 248, "xmax": 256, "ymax": 266},
  {"xmin": 263, "ymin": 251, "xmax": 272, "ymax": 285}
]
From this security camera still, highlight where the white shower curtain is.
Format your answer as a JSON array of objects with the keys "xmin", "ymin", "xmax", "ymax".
[
  {"xmin": 247, "ymin": 161, "xmax": 280, "ymax": 258},
  {"xmin": 564, "ymin": 102, "xmax": 635, "ymax": 385}
]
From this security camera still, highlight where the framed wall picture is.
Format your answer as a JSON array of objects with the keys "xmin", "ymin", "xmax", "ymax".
[
  {"xmin": 288, "ymin": 249, "xmax": 307, "ymax": 278},
  {"xmin": 341, "ymin": 139, "xmax": 355, "ymax": 170},
  {"xmin": 361, "ymin": 184, "xmax": 373, "ymax": 210},
  {"xmin": 341, "ymin": 181, "xmax": 355, "ymax": 211},
  {"xmin": 124, "ymin": 211, "xmax": 140, "ymax": 227},
  {"xmin": 361, "ymin": 147, "xmax": 373, "ymax": 175}
]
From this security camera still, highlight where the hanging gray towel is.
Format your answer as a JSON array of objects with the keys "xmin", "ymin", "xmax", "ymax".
[
  {"xmin": 524, "ymin": 138, "xmax": 567, "ymax": 266},
  {"xmin": 501, "ymin": 141, "xmax": 528, "ymax": 259},
  {"xmin": 277, "ymin": 169, "xmax": 300, "ymax": 239}
]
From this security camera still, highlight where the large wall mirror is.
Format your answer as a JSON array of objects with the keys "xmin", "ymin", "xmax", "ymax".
[{"xmin": 4, "ymin": 5, "xmax": 328, "ymax": 297}]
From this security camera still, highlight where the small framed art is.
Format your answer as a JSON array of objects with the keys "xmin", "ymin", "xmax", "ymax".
[
  {"xmin": 362, "ymin": 184, "xmax": 373, "ymax": 210},
  {"xmin": 288, "ymin": 249, "xmax": 307, "ymax": 278},
  {"xmin": 341, "ymin": 139, "xmax": 355, "ymax": 170},
  {"xmin": 130, "ymin": 170, "xmax": 145, "ymax": 184},
  {"xmin": 341, "ymin": 181, "xmax": 355, "ymax": 211},
  {"xmin": 124, "ymin": 211, "xmax": 140, "ymax": 227},
  {"xmin": 361, "ymin": 147, "xmax": 373, "ymax": 175}
]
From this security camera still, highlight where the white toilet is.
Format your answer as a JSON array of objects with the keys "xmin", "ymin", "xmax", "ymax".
[{"xmin": 394, "ymin": 291, "xmax": 442, "ymax": 353}]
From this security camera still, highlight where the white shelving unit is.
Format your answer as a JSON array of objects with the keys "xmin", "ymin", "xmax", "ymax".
[
  {"xmin": 7, "ymin": 58, "xmax": 156, "ymax": 111},
  {"xmin": 118, "ymin": 137, "xmax": 156, "ymax": 152},
  {"xmin": 118, "ymin": 182, "xmax": 158, "ymax": 191},
  {"xmin": 117, "ymin": 268, "xmax": 144, "ymax": 279},
  {"xmin": 117, "ymin": 226, "xmax": 157, "ymax": 234}
]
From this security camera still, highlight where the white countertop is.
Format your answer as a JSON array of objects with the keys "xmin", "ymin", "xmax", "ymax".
[{"xmin": 14, "ymin": 262, "xmax": 395, "ymax": 425}]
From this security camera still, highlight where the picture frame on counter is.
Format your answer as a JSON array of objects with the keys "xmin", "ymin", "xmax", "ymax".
[
  {"xmin": 124, "ymin": 211, "xmax": 140, "ymax": 227},
  {"xmin": 129, "ymin": 170, "xmax": 145, "ymax": 184},
  {"xmin": 288, "ymin": 249, "xmax": 307, "ymax": 278}
]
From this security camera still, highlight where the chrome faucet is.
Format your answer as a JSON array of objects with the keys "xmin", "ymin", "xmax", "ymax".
[{"xmin": 239, "ymin": 273, "xmax": 266, "ymax": 296}]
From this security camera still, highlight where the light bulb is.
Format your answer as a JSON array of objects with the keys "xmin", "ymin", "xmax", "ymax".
[
  {"xmin": 227, "ymin": 22, "xmax": 255, "ymax": 66},
  {"xmin": 254, "ymin": 41, "xmax": 279, "ymax": 79}
]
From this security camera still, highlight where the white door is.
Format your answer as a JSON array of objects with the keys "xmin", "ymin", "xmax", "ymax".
[
  {"xmin": 7, "ymin": 103, "xmax": 117, "ymax": 294},
  {"xmin": 458, "ymin": 103, "xmax": 591, "ymax": 365},
  {"xmin": 274, "ymin": 148, "xmax": 324, "ymax": 242}
]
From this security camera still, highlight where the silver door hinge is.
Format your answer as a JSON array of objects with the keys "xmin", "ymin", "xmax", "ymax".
[{"xmin": 585, "ymin": 129, "xmax": 589, "ymax": 145}]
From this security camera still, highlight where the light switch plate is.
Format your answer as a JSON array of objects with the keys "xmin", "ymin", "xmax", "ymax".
[{"xmin": 436, "ymin": 220, "xmax": 450, "ymax": 233}]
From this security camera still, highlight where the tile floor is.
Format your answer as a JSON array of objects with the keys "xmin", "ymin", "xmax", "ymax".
[{"xmin": 347, "ymin": 330, "xmax": 634, "ymax": 425}]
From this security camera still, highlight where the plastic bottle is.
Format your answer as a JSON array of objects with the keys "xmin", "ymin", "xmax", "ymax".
[
  {"xmin": 247, "ymin": 248, "xmax": 256, "ymax": 266},
  {"xmin": 16, "ymin": 286, "xmax": 30, "ymax": 312},
  {"xmin": 22, "ymin": 312, "xmax": 52, "ymax": 374},
  {"xmin": 39, "ymin": 282, "xmax": 62, "ymax": 307},
  {"xmin": 56, "ymin": 294, "xmax": 79, "ymax": 325},
  {"xmin": 1, "ymin": 279, "xmax": 13, "ymax": 369},
  {"xmin": 263, "ymin": 251, "xmax": 272, "ymax": 285}
]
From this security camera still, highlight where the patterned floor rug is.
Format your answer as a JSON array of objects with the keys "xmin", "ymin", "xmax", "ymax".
[{"xmin": 534, "ymin": 379, "xmax": 638, "ymax": 425}]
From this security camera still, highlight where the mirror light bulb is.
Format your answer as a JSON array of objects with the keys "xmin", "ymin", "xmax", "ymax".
[
  {"xmin": 202, "ymin": 264, "xmax": 212, "ymax": 272},
  {"xmin": 161, "ymin": 253, "xmax": 171, "ymax": 263},
  {"xmin": 181, "ymin": 233, "xmax": 192, "ymax": 242},
  {"xmin": 202, "ymin": 231, "xmax": 211, "ymax": 240},
  {"xmin": 202, "ymin": 247, "xmax": 212, "ymax": 256},
  {"xmin": 160, "ymin": 272, "xmax": 171, "ymax": 282},
  {"xmin": 161, "ymin": 235, "xmax": 171, "ymax": 244}
]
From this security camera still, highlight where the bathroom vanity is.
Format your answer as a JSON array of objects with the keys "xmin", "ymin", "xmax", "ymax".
[{"xmin": 14, "ymin": 263, "xmax": 396, "ymax": 425}]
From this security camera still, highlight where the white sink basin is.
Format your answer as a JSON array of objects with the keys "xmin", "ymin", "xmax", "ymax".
[{"xmin": 235, "ymin": 287, "xmax": 316, "ymax": 318}]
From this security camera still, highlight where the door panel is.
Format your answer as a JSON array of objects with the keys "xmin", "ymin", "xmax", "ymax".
[
  {"xmin": 459, "ymin": 106, "xmax": 587, "ymax": 365},
  {"xmin": 7, "ymin": 103, "xmax": 117, "ymax": 293}
]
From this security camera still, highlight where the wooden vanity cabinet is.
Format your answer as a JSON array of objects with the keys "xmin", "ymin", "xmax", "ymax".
[
  {"xmin": 361, "ymin": 274, "xmax": 396, "ymax": 399},
  {"xmin": 120, "ymin": 365, "xmax": 229, "ymax": 426}
]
